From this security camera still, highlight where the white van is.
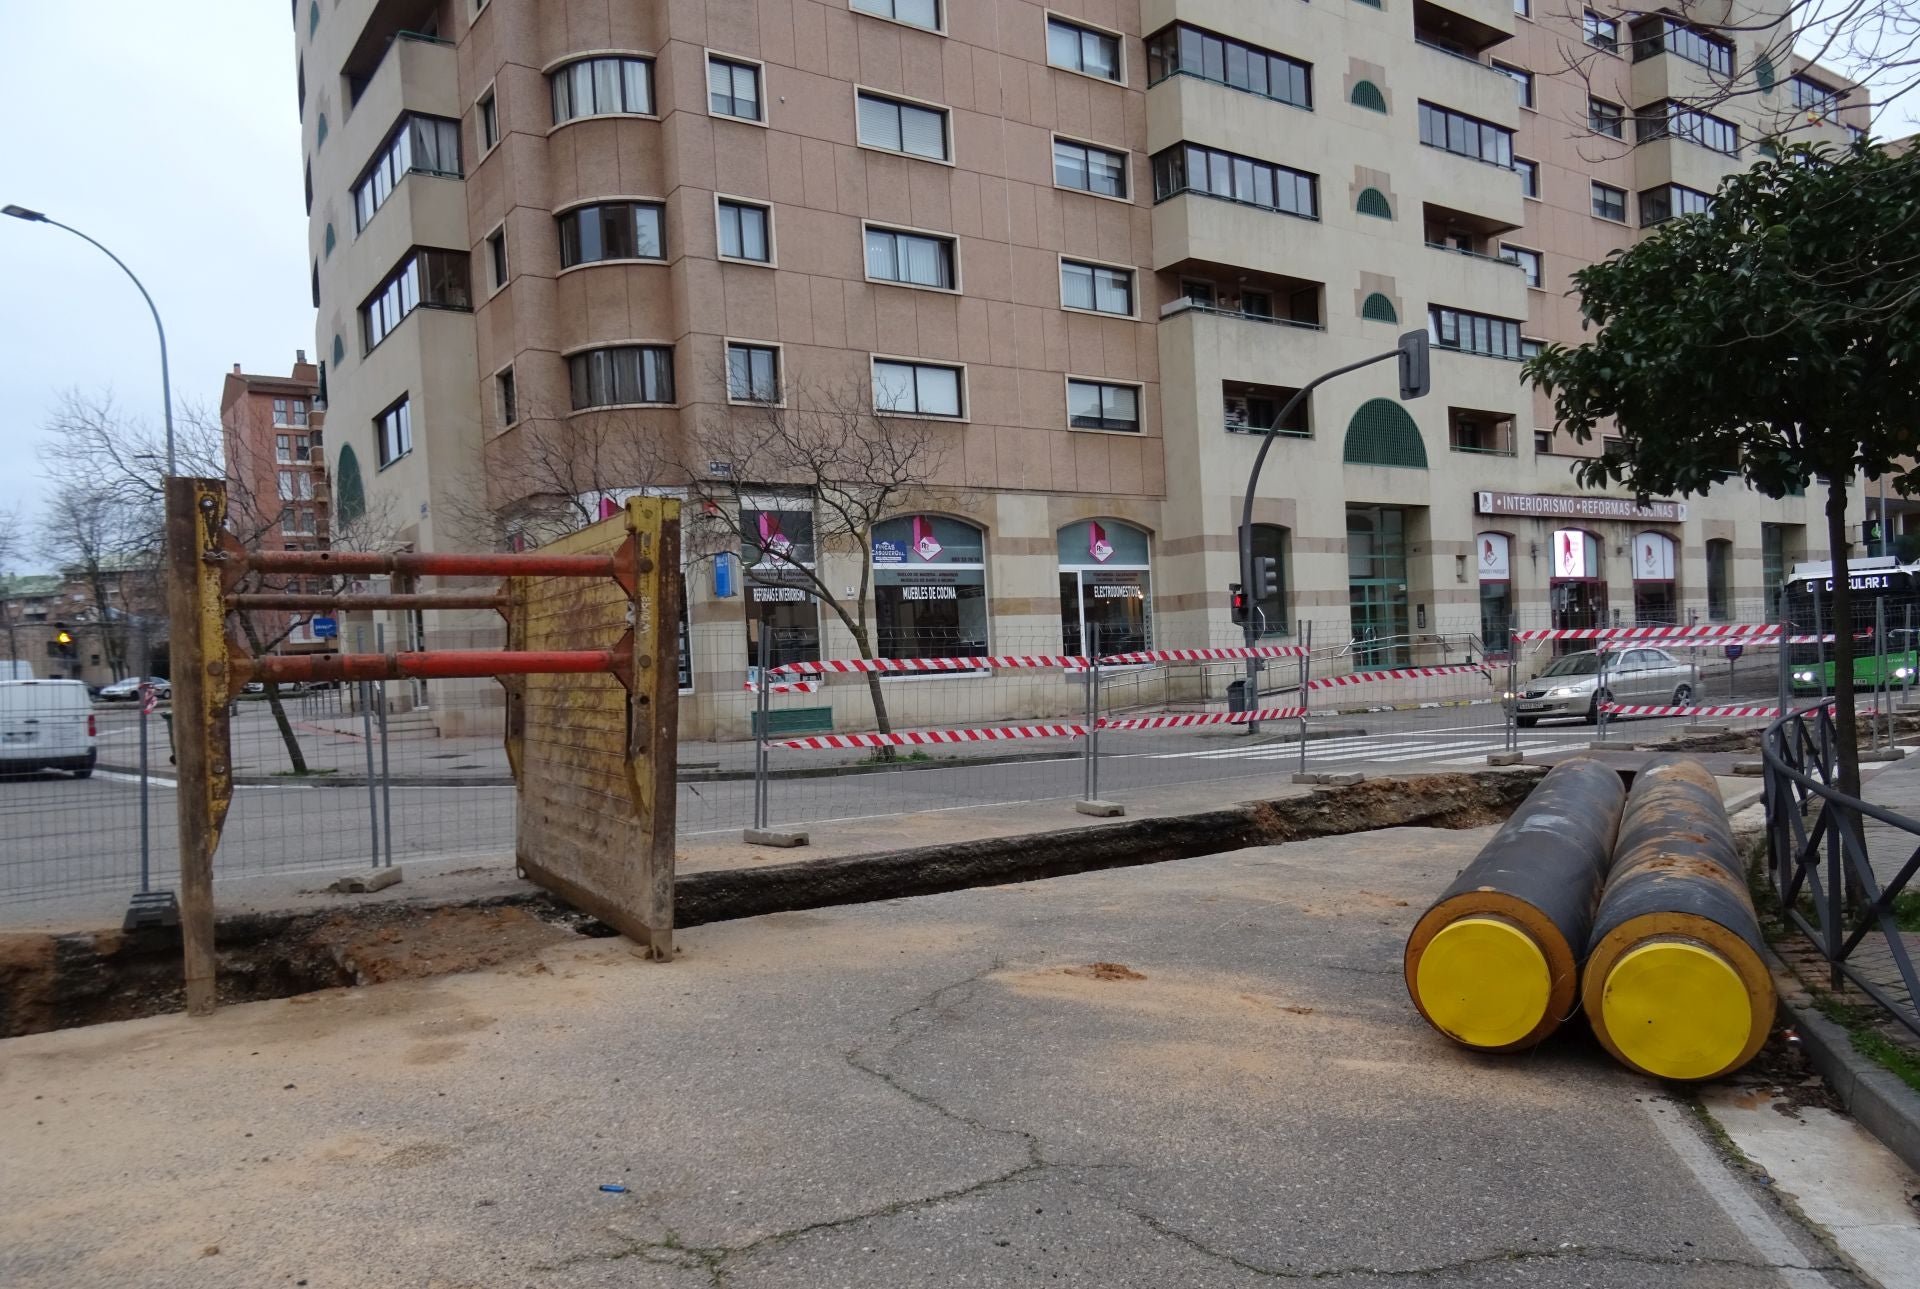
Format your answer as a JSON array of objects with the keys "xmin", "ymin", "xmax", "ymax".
[{"xmin": 0, "ymin": 680, "xmax": 97, "ymax": 777}]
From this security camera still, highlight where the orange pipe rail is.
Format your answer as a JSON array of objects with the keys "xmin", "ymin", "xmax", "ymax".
[
  {"xmin": 242, "ymin": 551, "xmax": 618, "ymax": 578},
  {"xmin": 240, "ymin": 649, "xmax": 616, "ymax": 684},
  {"xmin": 227, "ymin": 593, "xmax": 509, "ymax": 611}
]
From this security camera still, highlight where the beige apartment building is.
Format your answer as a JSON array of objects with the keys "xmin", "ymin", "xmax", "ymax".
[{"xmin": 297, "ymin": 0, "xmax": 1870, "ymax": 737}]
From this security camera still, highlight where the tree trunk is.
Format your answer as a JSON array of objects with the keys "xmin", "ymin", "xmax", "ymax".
[
  {"xmin": 847, "ymin": 622, "xmax": 896, "ymax": 762},
  {"xmin": 237, "ymin": 613, "xmax": 310, "ymax": 775},
  {"xmin": 1824, "ymin": 477, "xmax": 1865, "ymax": 910}
]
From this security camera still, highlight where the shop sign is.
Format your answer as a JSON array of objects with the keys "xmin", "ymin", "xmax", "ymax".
[
  {"xmin": 1476, "ymin": 533, "xmax": 1510, "ymax": 580},
  {"xmin": 1477, "ymin": 491, "xmax": 1687, "ymax": 522},
  {"xmin": 750, "ymin": 584, "xmax": 811, "ymax": 604},
  {"xmin": 1552, "ymin": 529, "xmax": 1591, "ymax": 579},
  {"xmin": 1634, "ymin": 533, "xmax": 1675, "ymax": 581}
]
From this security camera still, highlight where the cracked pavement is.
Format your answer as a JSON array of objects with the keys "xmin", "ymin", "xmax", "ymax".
[{"xmin": 0, "ymin": 826, "xmax": 1868, "ymax": 1288}]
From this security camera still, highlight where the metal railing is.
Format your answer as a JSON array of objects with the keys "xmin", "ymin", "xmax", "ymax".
[{"xmin": 1764, "ymin": 700, "xmax": 1920, "ymax": 1037}]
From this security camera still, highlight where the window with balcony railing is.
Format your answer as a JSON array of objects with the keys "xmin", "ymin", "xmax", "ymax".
[
  {"xmin": 1628, "ymin": 16, "xmax": 1732, "ymax": 74},
  {"xmin": 1145, "ymin": 23, "xmax": 1312, "ymax": 110},
  {"xmin": 1449, "ymin": 410, "xmax": 1516, "ymax": 456},
  {"xmin": 1417, "ymin": 102, "xmax": 1514, "ymax": 168},
  {"xmin": 1430, "ymin": 305, "xmax": 1524, "ymax": 359},
  {"xmin": 352, "ymin": 115, "xmax": 461, "ymax": 231},
  {"xmin": 1637, "ymin": 100, "xmax": 1738, "ymax": 154},
  {"xmin": 1151, "ymin": 142, "xmax": 1318, "ymax": 219},
  {"xmin": 1638, "ymin": 184, "xmax": 1713, "ymax": 226}
]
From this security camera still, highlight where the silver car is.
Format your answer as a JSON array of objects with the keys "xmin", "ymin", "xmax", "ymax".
[{"xmin": 1511, "ymin": 647, "xmax": 1694, "ymax": 726}]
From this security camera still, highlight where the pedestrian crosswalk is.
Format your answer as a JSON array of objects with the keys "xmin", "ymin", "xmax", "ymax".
[{"xmin": 1141, "ymin": 725, "xmax": 1597, "ymax": 769}]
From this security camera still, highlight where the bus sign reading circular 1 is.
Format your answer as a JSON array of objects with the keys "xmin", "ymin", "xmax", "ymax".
[{"xmin": 1724, "ymin": 644, "xmax": 1743, "ymax": 661}]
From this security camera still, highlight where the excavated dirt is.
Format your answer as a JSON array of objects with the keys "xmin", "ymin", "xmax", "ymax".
[
  {"xmin": 0, "ymin": 769, "xmax": 1544, "ymax": 1038},
  {"xmin": 1065, "ymin": 962, "xmax": 1147, "ymax": 982}
]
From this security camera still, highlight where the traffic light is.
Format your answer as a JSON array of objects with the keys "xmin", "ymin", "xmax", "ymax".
[
  {"xmin": 1397, "ymin": 329, "xmax": 1431, "ymax": 400},
  {"xmin": 53, "ymin": 624, "xmax": 75, "ymax": 659},
  {"xmin": 1229, "ymin": 584, "xmax": 1248, "ymax": 624},
  {"xmin": 1254, "ymin": 556, "xmax": 1280, "ymax": 601},
  {"xmin": 1864, "ymin": 518, "xmax": 1883, "ymax": 547}
]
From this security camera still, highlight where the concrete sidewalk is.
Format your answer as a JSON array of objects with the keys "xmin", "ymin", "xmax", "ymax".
[{"xmin": 0, "ymin": 826, "xmax": 1856, "ymax": 1288}]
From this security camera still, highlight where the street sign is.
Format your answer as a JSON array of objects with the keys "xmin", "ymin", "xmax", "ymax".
[
  {"xmin": 1724, "ymin": 644, "xmax": 1743, "ymax": 661},
  {"xmin": 311, "ymin": 615, "xmax": 339, "ymax": 639}
]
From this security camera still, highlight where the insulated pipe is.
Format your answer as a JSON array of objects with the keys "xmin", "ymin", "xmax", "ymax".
[
  {"xmin": 1582, "ymin": 756, "xmax": 1774, "ymax": 1081},
  {"xmin": 1404, "ymin": 758, "xmax": 1626, "ymax": 1051}
]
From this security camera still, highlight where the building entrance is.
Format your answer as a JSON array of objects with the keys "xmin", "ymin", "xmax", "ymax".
[{"xmin": 1348, "ymin": 506, "xmax": 1410, "ymax": 666}]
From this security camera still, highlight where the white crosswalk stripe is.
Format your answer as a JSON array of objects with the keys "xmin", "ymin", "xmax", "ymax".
[{"xmin": 1142, "ymin": 727, "xmax": 1597, "ymax": 769}]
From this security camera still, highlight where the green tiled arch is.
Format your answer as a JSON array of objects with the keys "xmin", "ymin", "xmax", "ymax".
[
  {"xmin": 1351, "ymin": 80, "xmax": 1388, "ymax": 113},
  {"xmin": 317, "ymin": 112, "xmax": 328, "ymax": 148},
  {"xmin": 332, "ymin": 333, "xmax": 345, "ymax": 365},
  {"xmin": 1361, "ymin": 292, "xmax": 1398, "ymax": 323},
  {"xmin": 324, "ymin": 223, "xmax": 336, "ymax": 256},
  {"xmin": 1356, "ymin": 187, "xmax": 1393, "ymax": 219},
  {"xmin": 336, "ymin": 444, "xmax": 366, "ymax": 526},
  {"xmin": 1344, "ymin": 398, "xmax": 1427, "ymax": 468},
  {"xmin": 1756, "ymin": 55, "xmax": 1776, "ymax": 93}
]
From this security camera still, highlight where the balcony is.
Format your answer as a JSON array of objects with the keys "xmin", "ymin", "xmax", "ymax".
[
  {"xmin": 1449, "ymin": 407, "xmax": 1518, "ymax": 457},
  {"xmin": 1412, "ymin": 0, "xmax": 1514, "ymax": 60},
  {"xmin": 1162, "ymin": 261, "xmax": 1324, "ymax": 329},
  {"xmin": 343, "ymin": 2, "xmax": 446, "ymax": 107},
  {"xmin": 1225, "ymin": 379, "xmax": 1310, "ymax": 437}
]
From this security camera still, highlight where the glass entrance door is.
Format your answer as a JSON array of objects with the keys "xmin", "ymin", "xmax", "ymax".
[
  {"xmin": 1347, "ymin": 506, "xmax": 1410, "ymax": 666},
  {"xmin": 1550, "ymin": 581, "xmax": 1607, "ymax": 655}
]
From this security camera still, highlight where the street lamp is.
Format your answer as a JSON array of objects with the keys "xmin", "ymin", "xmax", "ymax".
[{"xmin": 3, "ymin": 204, "xmax": 176, "ymax": 476}]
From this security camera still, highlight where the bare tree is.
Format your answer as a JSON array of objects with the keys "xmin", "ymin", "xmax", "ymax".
[
  {"xmin": 36, "ymin": 484, "xmax": 153, "ymax": 679},
  {"xmin": 0, "ymin": 502, "xmax": 25, "ymax": 669}
]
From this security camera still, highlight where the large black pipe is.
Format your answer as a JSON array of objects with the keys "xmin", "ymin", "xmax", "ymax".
[
  {"xmin": 1404, "ymin": 757, "xmax": 1626, "ymax": 1051},
  {"xmin": 1582, "ymin": 756, "xmax": 1774, "ymax": 1081}
]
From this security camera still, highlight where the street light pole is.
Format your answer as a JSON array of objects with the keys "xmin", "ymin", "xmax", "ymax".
[{"xmin": 4, "ymin": 205, "xmax": 176, "ymax": 475}]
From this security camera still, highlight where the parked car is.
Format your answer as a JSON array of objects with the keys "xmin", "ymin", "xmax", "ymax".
[
  {"xmin": 1510, "ymin": 648, "xmax": 1694, "ymax": 726},
  {"xmin": 0, "ymin": 679, "xmax": 97, "ymax": 777},
  {"xmin": 98, "ymin": 677, "xmax": 171, "ymax": 703}
]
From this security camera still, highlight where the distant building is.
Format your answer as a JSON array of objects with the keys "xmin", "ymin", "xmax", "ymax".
[
  {"xmin": 220, "ymin": 353, "xmax": 333, "ymax": 655},
  {"xmin": 0, "ymin": 564, "xmax": 158, "ymax": 686}
]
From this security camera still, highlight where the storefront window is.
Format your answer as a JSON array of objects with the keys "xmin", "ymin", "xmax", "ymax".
[
  {"xmin": 1476, "ymin": 531, "xmax": 1511, "ymax": 654},
  {"xmin": 871, "ymin": 516, "xmax": 988, "ymax": 660},
  {"xmin": 1630, "ymin": 530, "xmax": 1677, "ymax": 627},
  {"xmin": 1057, "ymin": 520, "xmax": 1152, "ymax": 656},
  {"xmin": 1549, "ymin": 528, "xmax": 1606, "ymax": 654},
  {"xmin": 741, "ymin": 502, "xmax": 821, "ymax": 670}
]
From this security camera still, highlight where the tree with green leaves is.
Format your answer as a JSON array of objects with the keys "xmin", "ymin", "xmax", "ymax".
[{"xmin": 1524, "ymin": 137, "xmax": 1920, "ymax": 802}]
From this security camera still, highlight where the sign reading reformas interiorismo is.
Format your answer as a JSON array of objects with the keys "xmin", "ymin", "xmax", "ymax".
[{"xmin": 1475, "ymin": 491, "xmax": 1688, "ymax": 522}]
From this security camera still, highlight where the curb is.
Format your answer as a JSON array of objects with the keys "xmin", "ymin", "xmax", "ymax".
[{"xmin": 1770, "ymin": 961, "xmax": 1920, "ymax": 1177}]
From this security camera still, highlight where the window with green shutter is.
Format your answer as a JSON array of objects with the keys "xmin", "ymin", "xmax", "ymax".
[
  {"xmin": 1361, "ymin": 292, "xmax": 1398, "ymax": 323},
  {"xmin": 335, "ymin": 444, "xmax": 367, "ymax": 526},
  {"xmin": 1351, "ymin": 80, "xmax": 1388, "ymax": 113},
  {"xmin": 1356, "ymin": 187, "xmax": 1392, "ymax": 219},
  {"xmin": 1344, "ymin": 398, "xmax": 1428, "ymax": 468}
]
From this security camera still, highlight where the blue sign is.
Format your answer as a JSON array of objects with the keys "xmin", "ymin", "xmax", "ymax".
[
  {"xmin": 311, "ymin": 616, "xmax": 339, "ymax": 639},
  {"xmin": 714, "ymin": 552, "xmax": 736, "ymax": 598},
  {"xmin": 1723, "ymin": 644, "xmax": 1743, "ymax": 661}
]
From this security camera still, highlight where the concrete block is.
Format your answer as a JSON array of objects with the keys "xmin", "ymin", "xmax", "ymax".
[
  {"xmin": 1319, "ymin": 772, "xmax": 1365, "ymax": 786},
  {"xmin": 1290, "ymin": 772, "xmax": 1321, "ymax": 785},
  {"xmin": 1074, "ymin": 799, "xmax": 1126, "ymax": 818},
  {"xmin": 330, "ymin": 867, "xmax": 403, "ymax": 894},
  {"xmin": 1732, "ymin": 760, "xmax": 1766, "ymax": 776},
  {"xmin": 1859, "ymin": 747, "xmax": 1908, "ymax": 763},
  {"xmin": 1587, "ymin": 741, "xmax": 1616, "ymax": 751},
  {"xmin": 1684, "ymin": 724, "xmax": 1730, "ymax": 735},
  {"xmin": 1485, "ymin": 751, "xmax": 1524, "ymax": 766},
  {"xmin": 744, "ymin": 828, "xmax": 810, "ymax": 848}
]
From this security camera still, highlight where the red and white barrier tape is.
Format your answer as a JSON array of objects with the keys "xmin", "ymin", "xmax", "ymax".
[
  {"xmin": 771, "ymin": 723, "xmax": 1086, "ymax": 750},
  {"xmin": 1515, "ymin": 624, "xmax": 1787, "ymax": 642},
  {"xmin": 1096, "ymin": 708, "xmax": 1308, "ymax": 731},
  {"xmin": 771, "ymin": 655, "xmax": 1084, "ymax": 676},
  {"xmin": 1098, "ymin": 645, "xmax": 1309, "ymax": 665},
  {"xmin": 1597, "ymin": 703, "xmax": 1786, "ymax": 719},
  {"xmin": 1307, "ymin": 664, "xmax": 1492, "ymax": 691},
  {"xmin": 743, "ymin": 679, "xmax": 821, "ymax": 694}
]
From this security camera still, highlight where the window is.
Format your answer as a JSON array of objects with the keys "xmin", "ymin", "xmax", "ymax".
[
  {"xmin": 1356, "ymin": 186, "xmax": 1392, "ymax": 219},
  {"xmin": 1053, "ymin": 137, "xmax": 1128, "ymax": 197},
  {"xmin": 272, "ymin": 398, "xmax": 308, "ymax": 427},
  {"xmin": 1513, "ymin": 0, "xmax": 1529, "ymax": 14},
  {"xmin": 297, "ymin": 471, "xmax": 313, "ymax": 501},
  {"xmin": 1791, "ymin": 75, "xmax": 1841, "ymax": 116},
  {"xmin": 856, "ymin": 91, "xmax": 949, "ymax": 160},
  {"xmin": 1589, "ymin": 97, "xmax": 1624, "ymax": 138},
  {"xmin": 1428, "ymin": 305, "xmax": 1524, "ymax": 358},
  {"xmin": 1360, "ymin": 292, "xmax": 1397, "ymax": 324},
  {"xmin": 293, "ymin": 433, "xmax": 311, "ymax": 461},
  {"xmin": 568, "ymin": 346, "xmax": 675, "ymax": 408},
  {"xmin": 1520, "ymin": 337, "xmax": 1543, "ymax": 358},
  {"xmin": 1639, "ymin": 184, "xmax": 1712, "ymax": 225},
  {"xmin": 1067, "ymin": 379, "xmax": 1140, "ymax": 431},
  {"xmin": 496, "ymin": 367, "xmax": 517, "ymax": 425},
  {"xmin": 708, "ymin": 55, "xmax": 763, "ymax": 121},
  {"xmin": 1058, "ymin": 520, "xmax": 1152, "ymax": 657},
  {"xmin": 715, "ymin": 199, "xmax": 772, "ymax": 263},
  {"xmin": 1047, "ymin": 17, "xmax": 1121, "ymax": 81},
  {"xmin": 1143, "ymin": 24, "xmax": 1311, "ymax": 110},
  {"xmin": 276, "ymin": 433, "xmax": 292, "ymax": 463},
  {"xmin": 727, "ymin": 343, "xmax": 781, "ymax": 403},
  {"xmin": 1150, "ymin": 142, "xmax": 1318, "ymax": 219},
  {"xmin": 1514, "ymin": 157, "xmax": 1539, "ymax": 198},
  {"xmin": 1534, "ymin": 429, "xmax": 1553, "ymax": 453},
  {"xmin": 551, "ymin": 56, "xmax": 653, "ymax": 124},
  {"xmin": 1629, "ymin": 17, "xmax": 1732, "ymax": 74},
  {"xmin": 1417, "ymin": 102, "xmax": 1514, "ymax": 168},
  {"xmin": 375, "ymin": 397, "xmax": 412, "ymax": 468},
  {"xmin": 1060, "ymin": 259, "xmax": 1133, "ymax": 316},
  {"xmin": 1638, "ymin": 101, "xmax": 1738, "ymax": 154},
  {"xmin": 1762, "ymin": 524, "xmax": 1789, "ymax": 616},
  {"xmin": 865, "ymin": 225, "xmax": 956, "ymax": 288},
  {"xmin": 873, "ymin": 359, "xmax": 963, "ymax": 417},
  {"xmin": 1591, "ymin": 182, "xmax": 1627, "ymax": 222},
  {"xmin": 558, "ymin": 202, "xmax": 665, "ymax": 267},
  {"xmin": 478, "ymin": 89, "xmax": 499, "ymax": 150},
  {"xmin": 1494, "ymin": 62, "xmax": 1533, "ymax": 109},
  {"xmin": 1501, "ymin": 244, "xmax": 1543, "ymax": 288},
  {"xmin": 352, "ymin": 115, "xmax": 462, "ymax": 230},
  {"xmin": 486, "ymin": 226, "xmax": 508, "ymax": 289},
  {"xmin": 872, "ymin": 516, "xmax": 987, "ymax": 661},
  {"xmin": 362, "ymin": 248, "xmax": 472, "ymax": 350},
  {"xmin": 1225, "ymin": 380, "xmax": 1308, "ymax": 435},
  {"xmin": 851, "ymin": 0, "xmax": 940, "ymax": 31},
  {"xmin": 1583, "ymin": 10, "xmax": 1618, "ymax": 53},
  {"xmin": 1350, "ymin": 79, "xmax": 1388, "ymax": 113},
  {"xmin": 743, "ymin": 502, "xmax": 821, "ymax": 673},
  {"xmin": 277, "ymin": 470, "xmax": 295, "ymax": 502},
  {"xmin": 1706, "ymin": 539, "xmax": 1732, "ymax": 621}
]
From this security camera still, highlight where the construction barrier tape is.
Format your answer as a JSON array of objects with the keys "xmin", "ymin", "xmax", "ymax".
[
  {"xmin": 1307, "ymin": 664, "xmax": 1493, "ymax": 691},
  {"xmin": 771, "ymin": 723, "xmax": 1087, "ymax": 749},
  {"xmin": 1597, "ymin": 703, "xmax": 1788, "ymax": 719},
  {"xmin": 1096, "ymin": 708, "xmax": 1308, "ymax": 730},
  {"xmin": 1514, "ymin": 625, "xmax": 1786, "ymax": 642},
  {"xmin": 742, "ymin": 680, "xmax": 821, "ymax": 694},
  {"xmin": 771, "ymin": 655, "xmax": 1085, "ymax": 676},
  {"xmin": 1097, "ymin": 645, "xmax": 1310, "ymax": 665}
]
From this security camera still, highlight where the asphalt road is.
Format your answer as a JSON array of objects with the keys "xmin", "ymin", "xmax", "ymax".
[{"xmin": 0, "ymin": 828, "xmax": 1861, "ymax": 1287}]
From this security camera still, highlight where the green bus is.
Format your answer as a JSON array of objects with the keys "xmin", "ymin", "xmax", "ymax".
[{"xmin": 1784, "ymin": 560, "xmax": 1920, "ymax": 695}]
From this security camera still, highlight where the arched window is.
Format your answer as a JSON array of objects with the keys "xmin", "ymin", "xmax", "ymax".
[
  {"xmin": 1361, "ymin": 292, "xmax": 1398, "ymax": 323},
  {"xmin": 316, "ymin": 112, "xmax": 328, "ymax": 148},
  {"xmin": 308, "ymin": 1, "xmax": 320, "ymax": 37},
  {"xmin": 1344, "ymin": 398, "xmax": 1427, "ymax": 468},
  {"xmin": 1476, "ymin": 532, "xmax": 1512, "ymax": 652},
  {"xmin": 1350, "ymin": 80, "xmax": 1388, "ymax": 113},
  {"xmin": 331, "ymin": 334, "xmax": 344, "ymax": 365},
  {"xmin": 742, "ymin": 498, "xmax": 820, "ymax": 671},
  {"xmin": 1356, "ymin": 187, "xmax": 1393, "ymax": 219},
  {"xmin": 1244, "ymin": 524, "xmax": 1290, "ymax": 636},
  {"xmin": 1631, "ymin": 531, "xmax": 1677, "ymax": 627},
  {"xmin": 1549, "ymin": 529, "xmax": 1606, "ymax": 653},
  {"xmin": 871, "ymin": 516, "xmax": 987, "ymax": 661},
  {"xmin": 1706, "ymin": 539, "xmax": 1733, "ymax": 622},
  {"xmin": 323, "ymin": 222, "xmax": 336, "ymax": 256},
  {"xmin": 334, "ymin": 443, "xmax": 366, "ymax": 528},
  {"xmin": 1058, "ymin": 520, "xmax": 1151, "ymax": 656}
]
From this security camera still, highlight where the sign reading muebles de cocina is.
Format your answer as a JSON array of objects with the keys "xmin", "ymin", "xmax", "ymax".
[{"xmin": 1476, "ymin": 491, "xmax": 1689, "ymax": 522}]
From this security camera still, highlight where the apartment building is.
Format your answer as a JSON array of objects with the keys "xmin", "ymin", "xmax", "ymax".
[
  {"xmin": 219, "ymin": 354, "xmax": 335, "ymax": 655},
  {"xmin": 297, "ymin": 0, "xmax": 1869, "ymax": 736}
]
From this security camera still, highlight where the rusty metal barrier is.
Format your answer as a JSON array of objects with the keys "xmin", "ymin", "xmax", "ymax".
[{"xmin": 165, "ymin": 478, "xmax": 681, "ymax": 1015}]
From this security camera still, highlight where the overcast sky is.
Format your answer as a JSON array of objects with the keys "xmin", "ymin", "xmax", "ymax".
[{"xmin": 0, "ymin": 6, "xmax": 1914, "ymax": 575}]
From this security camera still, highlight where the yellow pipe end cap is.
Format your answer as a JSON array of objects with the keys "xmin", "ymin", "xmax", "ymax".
[
  {"xmin": 1602, "ymin": 941, "xmax": 1750, "ymax": 1080},
  {"xmin": 1416, "ymin": 917, "xmax": 1551, "ymax": 1048}
]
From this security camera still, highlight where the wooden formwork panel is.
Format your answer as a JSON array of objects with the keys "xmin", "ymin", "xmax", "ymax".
[{"xmin": 512, "ymin": 498, "xmax": 681, "ymax": 956}]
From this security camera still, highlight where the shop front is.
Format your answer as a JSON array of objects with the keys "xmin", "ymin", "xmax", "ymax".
[
  {"xmin": 741, "ymin": 500, "xmax": 821, "ymax": 672},
  {"xmin": 871, "ymin": 515, "xmax": 988, "ymax": 659},
  {"xmin": 1631, "ymin": 530, "xmax": 1677, "ymax": 627},
  {"xmin": 1058, "ymin": 519, "xmax": 1152, "ymax": 656},
  {"xmin": 1550, "ymin": 527, "xmax": 1607, "ymax": 652},
  {"xmin": 1475, "ymin": 531, "xmax": 1511, "ymax": 654}
]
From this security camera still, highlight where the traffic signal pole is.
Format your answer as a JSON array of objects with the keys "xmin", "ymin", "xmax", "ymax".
[{"xmin": 1238, "ymin": 332, "xmax": 1430, "ymax": 730}]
